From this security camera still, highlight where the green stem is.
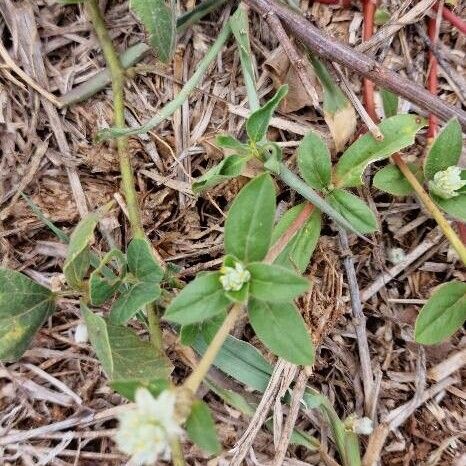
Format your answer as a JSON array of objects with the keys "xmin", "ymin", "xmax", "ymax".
[
  {"xmin": 278, "ymin": 165, "xmax": 369, "ymax": 241},
  {"xmin": 184, "ymin": 303, "xmax": 243, "ymax": 393},
  {"xmin": 97, "ymin": 23, "xmax": 232, "ymax": 140},
  {"xmin": 86, "ymin": 0, "xmax": 145, "ymax": 239},
  {"xmin": 147, "ymin": 303, "xmax": 164, "ymax": 354},
  {"xmin": 170, "ymin": 437, "xmax": 186, "ymax": 466}
]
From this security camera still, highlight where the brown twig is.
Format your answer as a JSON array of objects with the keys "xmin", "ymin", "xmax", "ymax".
[
  {"xmin": 433, "ymin": 2, "xmax": 466, "ymax": 35},
  {"xmin": 362, "ymin": 0, "xmax": 377, "ymax": 121},
  {"xmin": 244, "ymin": 0, "xmax": 466, "ymax": 129},
  {"xmin": 427, "ymin": 10, "xmax": 440, "ymax": 140}
]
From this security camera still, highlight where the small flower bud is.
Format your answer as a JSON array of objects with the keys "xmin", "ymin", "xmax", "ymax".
[
  {"xmin": 219, "ymin": 261, "xmax": 250, "ymax": 291},
  {"xmin": 429, "ymin": 166, "xmax": 466, "ymax": 200}
]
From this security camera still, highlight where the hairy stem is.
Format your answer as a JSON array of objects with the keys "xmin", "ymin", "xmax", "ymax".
[
  {"xmin": 392, "ymin": 154, "xmax": 466, "ymax": 265},
  {"xmin": 184, "ymin": 303, "xmax": 243, "ymax": 393},
  {"xmin": 86, "ymin": 0, "xmax": 144, "ymax": 239},
  {"xmin": 147, "ymin": 303, "xmax": 164, "ymax": 354},
  {"xmin": 170, "ymin": 438, "xmax": 186, "ymax": 466}
]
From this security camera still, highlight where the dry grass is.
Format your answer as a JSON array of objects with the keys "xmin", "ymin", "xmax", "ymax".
[{"xmin": 0, "ymin": 0, "xmax": 465, "ymax": 464}]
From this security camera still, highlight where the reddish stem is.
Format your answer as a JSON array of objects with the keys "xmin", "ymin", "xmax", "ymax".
[
  {"xmin": 427, "ymin": 15, "xmax": 438, "ymax": 140},
  {"xmin": 362, "ymin": 0, "xmax": 377, "ymax": 122},
  {"xmin": 433, "ymin": 3, "xmax": 466, "ymax": 35}
]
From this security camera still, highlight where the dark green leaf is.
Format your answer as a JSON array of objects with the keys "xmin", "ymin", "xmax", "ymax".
[
  {"xmin": 164, "ymin": 272, "xmax": 230, "ymax": 325},
  {"xmin": 248, "ymin": 263, "xmax": 309, "ymax": 302},
  {"xmin": 326, "ymin": 189, "xmax": 378, "ymax": 234},
  {"xmin": 192, "ymin": 155, "xmax": 247, "ymax": 193},
  {"xmin": 433, "ymin": 193, "xmax": 466, "ymax": 222},
  {"xmin": 130, "ymin": 0, "xmax": 176, "ymax": 63},
  {"xmin": 110, "ymin": 283, "xmax": 161, "ymax": 324},
  {"xmin": 248, "ymin": 299, "xmax": 314, "ymax": 365},
  {"xmin": 297, "ymin": 131, "xmax": 332, "ymax": 190},
  {"xmin": 415, "ymin": 281, "xmax": 466, "ymax": 345},
  {"xmin": 271, "ymin": 205, "xmax": 321, "ymax": 273},
  {"xmin": 224, "ymin": 174, "xmax": 276, "ymax": 263},
  {"xmin": 127, "ymin": 238, "xmax": 163, "ymax": 284},
  {"xmin": 246, "ymin": 85, "xmax": 288, "ymax": 143},
  {"xmin": 83, "ymin": 304, "xmax": 172, "ymax": 381},
  {"xmin": 335, "ymin": 115, "xmax": 426, "ymax": 188},
  {"xmin": 0, "ymin": 269, "xmax": 55, "ymax": 361},
  {"xmin": 380, "ymin": 89, "xmax": 398, "ymax": 118},
  {"xmin": 63, "ymin": 211, "xmax": 100, "ymax": 290},
  {"xmin": 373, "ymin": 163, "xmax": 423, "ymax": 196},
  {"xmin": 89, "ymin": 249, "xmax": 126, "ymax": 306},
  {"xmin": 180, "ymin": 312, "xmax": 226, "ymax": 346},
  {"xmin": 424, "ymin": 118, "xmax": 462, "ymax": 180},
  {"xmin": 186, "ymin": 400, "xmax": 221, "ymax": 455}
]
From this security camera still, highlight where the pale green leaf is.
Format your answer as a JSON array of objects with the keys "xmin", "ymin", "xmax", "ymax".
[
  {"xmin": 271, "ymin": 205, "xmax": 321, "ymax": 273},
  {"xmin": 224, "ymin": 174, "xmax": 276, "ymax": 263},
  {"xmin": 248, "ymin": 263, "xmax": 309, "ymax": 302},
  {"xmin": 424, "ymin": 118, "xmax": 463, "ymax": 180},
  {"xmin": 373, "ymin": 163, "xmax": 424, "ymax": 196},
  {"xmin": 297, "ymin": 131, "xmax": 332, "ymax": 190},
  {"xmin": 335, "ymin": 115, "xmax": 426, "ymax": 188},
  {"xmin": 433, "ymin": 192, "xmax": 466, "ymax": 222},
  {"xmin": 127, "ymin": 238, "xmax": 163, "ymax": 284},
  {"xmin": 130, "ymin": 0, "xmax": 176, "ymax": 63},
  {"xmin": 248, "ymin": 299, "xmax": 314, "ymax": 365},
  {"xmin": 164, "ymin": 272, "xmax": 230, "ymax": 325},
  {"xmin": 380, "ymin": 89, "xmax": 398, "ymax": 118},
  {"xmin": 326, "ymin": 189, "xmax": 378, "ymax": 234},
  {"xmin": 415, "ymin": 281, "xmax": 466, "ymax": 345},
  {"xmin": 215, "ymin": 134, "xmax": 249, "ymax": 154},
  {"xmin": 246, "ymin": 85, "xmax": 288, "ymax": 143},
  {"xmin": 0, "ymin": 269, "xmax": 55, "ymax": 361},
  {"xmin": 186, "ymin": 400, "xmax": 221, "ymax": 455}
]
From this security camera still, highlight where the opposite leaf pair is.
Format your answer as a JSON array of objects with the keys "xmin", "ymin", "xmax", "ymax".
[{"xmin": 165, "ymin": 174, "xmax": 315, "ymax": 365}]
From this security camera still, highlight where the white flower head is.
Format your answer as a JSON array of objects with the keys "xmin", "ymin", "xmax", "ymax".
[
  {"xmin": 219, "ymin": 261, "xmax": 250, "ymax": 291},
  {"xmin": 352, "ymin": 417, "xmax": 374, "ymax": 435},
  {"xmin": 429, "ymin": 166, "xmax": 466, "ymax": 199},
  {"xmin": 115, "ymin": 388, "xmax": 182, "ymax": 466}
]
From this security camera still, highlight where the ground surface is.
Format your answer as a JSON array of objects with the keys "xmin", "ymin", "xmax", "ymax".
[{"xmin": 0, "ymin": 0, "xmax": 465, "ymax": 465}]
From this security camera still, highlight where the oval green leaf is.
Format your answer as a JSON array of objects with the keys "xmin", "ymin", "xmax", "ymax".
[
  {"xmin": 414, "ymin": 281, "xmax": 466, "ymax": 345},
  {"xmin": 248, "ymin": 263, "xmax": 309, "ymax": 302},
  {"xmin": 224, "ymin": 173, "xmax": 276, "ymax": 263},
  {"xmin": 432, "ymin": 192, "xmax": 466, "ymax": 223},
  {"xmin": 373, "ymin": 162, "xmax": 424, "ymax": 196},
  {"xmin": 326, "ymin": 189, "xmax": 378, "ymax": 234},
  {"xmin": 424, "ymin": 118, "xmax": 462, "ymax": 180},
  {"xmin": 164, "ymin": 272, "xmax": 230, "ymax": 325},
  {"xmin": 334, "ymin": 114, "xmax": 426, "ymax": 188},
  {"xmin": 186, "ymin": 400, "xmax": 221, "ymax": 455},
  {"xmin": 0, "ymin": 269, "xmax": 56, "ymax": 361},
  {"xmin": 248, "ymin": 299, "xmax": 314, "ymax": 365},
  {"xmin": 298, "ymin": 131, "xmax": 332, "ymax": 190}
]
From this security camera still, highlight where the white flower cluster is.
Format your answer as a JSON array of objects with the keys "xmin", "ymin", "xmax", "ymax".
[
  {"xmin": 219, "ymin": 261, "xmax": 250, "ymax": 291},
  {"xmin": 115, "ymin": 388, "xmax": 182, "ymax": 466},
  {"xmin": 429, "ymin": 166, "xmax": 466, "ymax": 200}
]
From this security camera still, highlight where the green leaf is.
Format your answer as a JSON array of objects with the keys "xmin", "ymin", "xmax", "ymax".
[
  {"xmin": 164, "ymin": 272, "xmax": 230, "ymax": 325},
  {"xmin": 373, "ymin": 163, "xmax": 424, "ymax": 196},
  {"xmin": 230, "ymin": 6, "xmax": 260, "ymax": 111},
  {"xmin": 130, "ymin": 0, "xmax": 176, "ymax": 63},
  {"xmin": 89, "ymin": 249, "xmax": 126, "ymax": 306},
  {"xmin": 83, "ymin": 304, "xmax": 172, "ymax": 381},
  {"xmin": 335, "ymin": 115, "xmax": 426, "ymax": 188},
  {"xmin": 180, "ymin": 312, "xmax": 226, "ymax": 346},
  {"xmin": 297, "ymin": 131, "xmax": 332, "ymax": 190},
  {"xmin": 0, "ymin": 269, "xmax": 55, "ymax": 361},
  {"xmin": 272, "ymin": 205, "xmax": 321, "ymax": 273},
  {"xmin": 204, "ymin": 378, "xmax": 256, "ymax": 416},
  {"xmin": 248, "ymin": 299, "xmax": 314, "ymax": 365},
  {"xmin": 326, "ymin": 189, "xmax": 378, "ymax": 234},
  {"xmin": 374, "ymin": 8, "xmax": 391, "ymax": 25},
  {"xmin": 127, "ymin": 238, "xmax": 164, "ymax": 284},
  {"xmin": 246, "ymin": 85, "xmax": 288, "ymax": 143},
  {"xmin": 414, "ymin": 281, "xmax": 466, "ymax": 345},
  {"xmin": 110, "ymin": 283, "xmax": 161, "ymax": 324},
  {"xmin": 433, "ymin": 192, "xmax": 466, "ymax": 222},
  {"xmin": 215, "ymin": 134, "xmax": 249, "ymax": 154},
  {"xmin": 380, "ymin": 89, "xmax": 398, "ymax": 118},
  {"xmin": 63, "ymin": 211, "xmax": 100, "ymax": 290},
  {"xmin": 109, "ymin": 238, "xmax": 163, "ymax": 323},
  {"xmin": 192, "ymin": 334, "xmax": 273, "ymax": 391},
  {"xmin": 192, "ymin": 155, "xmax": 247, "ymax": 193},
  {"xmin": 224, "ymin": 174, "xmax": 276, "ymax": 263},
  {"xmin": 248, "ymin": 263, "xmax": 309, "ymax": 302},
  {"xmin": 424, "ymin": 118, "xmax": 462, "ymax": 180},
  {"xmin": 186, "ymin": 400, "xmax": 221, "ymax": 455}
]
